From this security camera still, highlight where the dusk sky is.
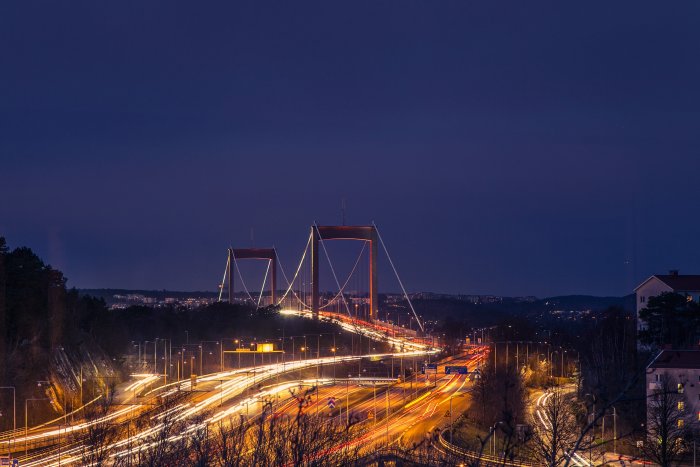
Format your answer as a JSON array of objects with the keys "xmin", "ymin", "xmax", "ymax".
[{"xmin": 2, "ymin": 1, "xmax": 699, "ymax": 297}]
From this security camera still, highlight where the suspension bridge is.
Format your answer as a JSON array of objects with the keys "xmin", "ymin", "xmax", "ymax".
[{"xmin": 217, "ymin": 223, "xmax": 425, "ymax": 335}]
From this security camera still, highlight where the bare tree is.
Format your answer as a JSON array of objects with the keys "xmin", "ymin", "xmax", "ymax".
[
  {"xmin": 134, "ymin": 395, "xmax": 188, "ymax": 467},
  {"xmin": 76, "ymin": 393, "xmax": 119, "ymax": 466},
  {"xmin": 207, "ymin": 386, "xmax": 362, "ymax": 466},
  {"xmin": 189, "ymin": 414, "xmax": 214, "ymax": 467},
  {"xmin": 642, "ymin": 373, "xmax": 695, "ymax": 467},
  {"xmin": 525, "ymin": 388, "xmax": 591, "ymax": 467}
]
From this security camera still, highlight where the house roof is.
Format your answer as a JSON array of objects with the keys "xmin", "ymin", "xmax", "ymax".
[
  {"xmin": 648, "ymin": 350, "xmax": 700, "ymax": 370},
  {"xmin": 655, "ymin": 275, "xmax": 700, "ymax": 291},
  {"xmin": 635, "ymin": 274, "xmax": 700, "ymax": 292}
]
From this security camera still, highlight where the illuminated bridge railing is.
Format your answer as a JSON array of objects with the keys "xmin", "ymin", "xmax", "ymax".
[{"xmin": 438, "ymin": 429, "xmax": 536, "ymax": 467}]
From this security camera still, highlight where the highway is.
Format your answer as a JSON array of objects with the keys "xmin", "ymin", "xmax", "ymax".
[
  {"xmin": 0, "ymin": 311, "xmax": 474, "ymax": 466},
  {"xmin": 7, "ymin": 349, "xmax": 446, "ymax": 465}
]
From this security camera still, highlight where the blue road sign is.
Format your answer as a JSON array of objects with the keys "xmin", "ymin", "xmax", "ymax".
[
  {"xmin": 327, "ymin": 397, "xmax": 336, "ymax": 409},
  {"xmin": 426, "ymin": 363, "xmax": 437, "ymax": 370},
  {"xmin": 445, "ymin": 366, "xmax": 468, "ymax": 375}
]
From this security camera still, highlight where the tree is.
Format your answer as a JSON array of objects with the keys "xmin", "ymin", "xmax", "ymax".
[
  {"xmin": 639, "ymin": 292, "xmax": 700, "ymax": 350},
  {"xmin": 582, "ymin": 306, "xmax": 643, "ymax": 443},
  {"xmin": 468, "ymin": 362, "xmax": 525, "ymax": 432},
  {"xmin": 526, "ymin": 389, "xmax": 592, "ymax": 467},
  {"xmin": 133, "ymin": 394, "xmax": 188, "ymax": 466},
  {"xmin": 76, "ymin": 392, "xmax": 119, "ymax": 466},
  {"xmin": 642, "ymin": 373, "xmax": 696, "ymax": 467}
]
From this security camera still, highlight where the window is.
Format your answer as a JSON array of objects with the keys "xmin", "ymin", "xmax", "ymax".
[
  {"xmin": 678, "ymin": 383, "xmax": 685, "ymax": 394},
  {"xmin": 698, "ymin": 411, "xmax": 700, "ymax": 421},
  {"xmin": 655, "ymin": 374, "xmax": 660, "ymax": 382},
  {"xmin": 679, "ymin": 401, "xmax": 685, "ymax": 411},
  {"xmin": 641, "ymin": 296, "xmax": 646, "ymax": 303},
  {"xmin": 678, "ymin": 419, "xmax": 684, "ymax": 428}
]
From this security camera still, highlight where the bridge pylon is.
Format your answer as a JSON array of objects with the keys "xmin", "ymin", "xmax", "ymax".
[
  {"xmin": 311, "ymin": 225, "xmax": 378, "ymax": 321},
  {"xmin": 226, "ymin": 248, "xmax": 277, "ymax": 305}
]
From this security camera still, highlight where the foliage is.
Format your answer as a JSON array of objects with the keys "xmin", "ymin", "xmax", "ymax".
[
  {"xmin": 639, "ymin": 292, "xmax": 700, "ymax": 350},
  {"xmin": 467, "ymin": 361, "xmax": 526, "ymax": 434}
]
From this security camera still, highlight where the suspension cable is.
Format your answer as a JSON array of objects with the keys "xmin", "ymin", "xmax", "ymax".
[
  {"xmin": 275, "ymin": 233, "xmax": 312, "ymax": 309},
  {"xmin": 231, "ymin": 250, "xmax": 256, "ymax": 304},
  {"xmin": 217, "ymin": 252, "xmax": 230, "ymax": 302},
  {"xmin": 314, "ymin": 223, "xmax": 353, "ymax": 318},
  {"xmin": 372, "ymin": 222, "xmax": 424, "ymax": 333},
  {"xmin": 256, "ymin": 259, "xmax": 271, "ymax": 309},
  {"xmin": 319, "ymin": 240, "xmax": 367, "ymax": 310}
]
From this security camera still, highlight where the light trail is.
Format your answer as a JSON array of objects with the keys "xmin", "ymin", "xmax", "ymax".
[
  {"xmin": 14, "ymin": 308, "xmax": 447, "ymax": 466},
  {"xmin": 20, "ymin": 349, "xmax": 434, "ymax": 466},
  {"xmin": 535, "ymin": 389, "xmax": 592, "ymax": 467}
]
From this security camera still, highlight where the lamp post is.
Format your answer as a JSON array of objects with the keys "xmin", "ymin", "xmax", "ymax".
[
  {"xmin": 449, "ymin": 392, "xmax": 466, "ymax": 444},
  {"xmin": 346, "ymin": 374, "xmax": 351, "ymax": 426},
  {"xmin": 132, "ymin": 342, "xmax": 141, "ymax": 366},
  {"xmin": 385, "ymin": 383, "xmax": 390, "ymax": 446},
  {"xmin": 331, "ymin": 347, "xmax": 337, "ymax": 381},
  {"xmin": 25, "ymin": 398, "xmax": 50, "ymax": 457},
  {"xmin": 200, "ymin": 341, "xmax": 220, "ymax": 375},
  {"xmin": 490, "ymin": 421, "xmax": 505, "ymax": 457},
  {"xmin": 0, "ymin": 387, "xmax": 15, "ymax": 456},
  {"xmin": 584, "ymin": 393, "xmax": 597, "ymax": 462},
  {"xmin": 57, "ymin": 423, "xmax": 71, "ymax": 467},
  {"xmin": 373, "ymin": 382, "xmax": 377, "ymax": 428},
  {"xmin": 234, "ymin": 339, "xmax": 241, "ymax": 368}
]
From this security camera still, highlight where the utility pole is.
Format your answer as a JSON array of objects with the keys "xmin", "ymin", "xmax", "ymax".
[{"xmin": 385, "ymin": 385, "xmax": 390, "ymax": 446}]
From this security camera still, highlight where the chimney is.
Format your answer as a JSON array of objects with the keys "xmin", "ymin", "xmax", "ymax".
[{"xmin": 669, "ymin": 269, "xmax": 679, "ymax": 276}]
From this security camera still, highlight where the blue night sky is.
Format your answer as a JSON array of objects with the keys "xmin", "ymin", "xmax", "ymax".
[{"xmin": 1, "ymin": 1, "xmax": 699, "ymax": 297}]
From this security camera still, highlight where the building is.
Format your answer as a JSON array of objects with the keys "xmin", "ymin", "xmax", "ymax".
[
  {"xmin": 646, "ymin": 350, "xmax": 700, "ymax": 428},
  {"xmin": 634, "ymin": 271, "xmax": 700, "ymax": 334}
]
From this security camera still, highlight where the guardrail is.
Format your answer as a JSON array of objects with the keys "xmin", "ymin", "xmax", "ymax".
[{"xmin": 438, "ymin": 429, "xmax": 536, "ymax": 467}]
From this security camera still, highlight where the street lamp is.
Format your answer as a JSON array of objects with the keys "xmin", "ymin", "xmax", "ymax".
[
  {"xmin": 25, "ymin": 397, "xmax": 50, "ymax": 456},
  {"xmin": 346, "ymin": 374, "xmax": 351, "ymax": 426},
  {"xmin": 0, "ymin": 387, "xmax": 15, "ymax": 456},
  {"xmin": 449, "ymin": 392, "xmax": 466, "ymax": 444},
  {"xmin": 331, "ymin": 347, "xmax": 337, "ymax": 381},
  {"xmin": 490, "ymin": 421, "xmax": 506, "ymax": 457}
]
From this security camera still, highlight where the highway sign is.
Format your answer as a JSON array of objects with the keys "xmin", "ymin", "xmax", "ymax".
[
  {"xmin": 327, "ymin": 397, "xmax": 336, "ymax": 409},
  {"xmin": 426, "ymin": 363, "xmax": 437, "ymax": 370},
  {"xmin": 445, "ymin": 366, "xmax": 468, "ymax": 375}
]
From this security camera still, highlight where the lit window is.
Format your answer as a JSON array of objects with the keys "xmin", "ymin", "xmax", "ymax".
[
  {"xmin": 697, "ymin": 412, "xmax": 700, "ymax": 421},
  {"xmin": 679, "ymin": 401, "xmax": 685, "ymax": 411},
  {"xmin": 678, "ymin": 383, "xmax": 684, "ymax": 394},
  {"xmin": 678, "ymin": 419, "xmax": 684, "ymax": 428}
]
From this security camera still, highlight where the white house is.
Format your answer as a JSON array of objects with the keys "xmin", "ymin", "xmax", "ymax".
[
  {"xmin": 634, "ymin": 271, "xmax": 700, "ymax": 333},
  {"xmin": 646, "ymin": 350, "xmax": 700, "ymax": 428}
]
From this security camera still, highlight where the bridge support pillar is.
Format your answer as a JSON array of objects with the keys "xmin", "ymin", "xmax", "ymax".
[
  {"xmin": 311, "ymin": 229, "xmax": 319, "ymax": 319},
  {"xmin": 311, "ymin": 225, "xmax": 378, "ymax": 321},
  {"xmin": 227, "ymin": 248, "xmax": 234, "ymax": 305},
  {"xmin": 227, "ymin": 248, "xmax": 277, "ymax": 306}
]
